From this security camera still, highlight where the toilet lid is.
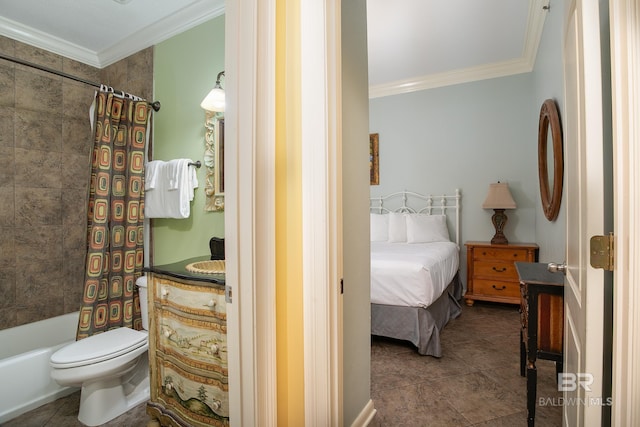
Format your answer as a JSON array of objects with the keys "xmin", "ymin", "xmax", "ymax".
[{"xmin": 51, "ymin": 327, "xmax": 147, "ymax": 369}]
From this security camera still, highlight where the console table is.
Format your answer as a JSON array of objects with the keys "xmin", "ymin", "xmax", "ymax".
[{"xmin": 515, "ymin": 262, "xmax": 564, "ymax": 427}]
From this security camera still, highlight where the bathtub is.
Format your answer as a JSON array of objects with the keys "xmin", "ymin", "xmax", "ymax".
[{"xmin": 0, "ymin": 312, "xmax": 80, "ymax": 423}]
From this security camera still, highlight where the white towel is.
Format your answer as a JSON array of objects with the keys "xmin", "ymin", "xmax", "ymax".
[
  {"xmin": 144, "ymin": 160, "xmax": 162, "ymax": 190},
  {"xmin": 144, "ymin": 159, "xmax": 199, "ymax": 219},
  {"xmin": 166, "ymin": 159, "xmax": 183, "ymax": 190}
]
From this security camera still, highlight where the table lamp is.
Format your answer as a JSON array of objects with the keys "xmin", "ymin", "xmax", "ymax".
[{"xmin": 482, "ymin": 182, "xmax": 517, "ymax": 244}]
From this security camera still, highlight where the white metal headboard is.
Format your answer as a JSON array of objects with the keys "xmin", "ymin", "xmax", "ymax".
[{"xmin": 369, "ymin": 189, "xmax": 462, "ymax": 246}]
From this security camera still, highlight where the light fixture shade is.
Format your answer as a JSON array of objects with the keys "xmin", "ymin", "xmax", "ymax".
[
  {"xmin": 482, "ymin": 182, "xmax": 517, "ymax": 209},
  {"xmin": 200, "ymin": 87, "xmax": 225, "ymax": 112}
]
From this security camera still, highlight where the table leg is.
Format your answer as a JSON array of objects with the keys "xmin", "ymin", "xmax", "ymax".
[
  {"xmin": 556, "ymin": 361, "xmax": 563, "ymax": 384},
  {"xmin": 520, "ymin": 329, "xmax": 526, "ymax": 377},
  {"xmin": 527, "ymin": 361, "xmax": 537, "ymax": 427}
]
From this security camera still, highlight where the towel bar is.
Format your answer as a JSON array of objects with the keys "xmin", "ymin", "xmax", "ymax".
[{"xmin": 188, "ymin": 161, "xmax": 202, "ymax": 168}]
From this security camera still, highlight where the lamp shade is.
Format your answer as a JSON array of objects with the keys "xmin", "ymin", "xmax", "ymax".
[
  {"xmin": 482, "ymin": 182, "xmax": 517, "ymax": 209},
  {"xmin": 200, "ymin": 86, "xmax": 225, "ymax": 112}
]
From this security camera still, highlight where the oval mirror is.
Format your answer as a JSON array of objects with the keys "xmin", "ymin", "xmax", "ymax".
[{"xmin": 538, "ymin": 99, "xmax": 563, "ymax": 221}]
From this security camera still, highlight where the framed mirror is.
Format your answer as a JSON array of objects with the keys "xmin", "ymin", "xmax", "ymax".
[
  {"xmin": 538, "ymin": 99, "xmax": 563, "ymax": 221},
  {"xmin": 204, "ymin": 112, "xmax": 224, "ymax": 211}
]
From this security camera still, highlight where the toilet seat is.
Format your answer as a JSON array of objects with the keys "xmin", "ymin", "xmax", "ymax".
[{"xmin": 51, "ymin": 327, "xmax": 147, "ymax": 369}]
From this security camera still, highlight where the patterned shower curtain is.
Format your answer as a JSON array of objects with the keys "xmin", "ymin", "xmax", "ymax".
[{"xmin": 77, "ymin": 89, "xmax": 151, "ymax": 340}]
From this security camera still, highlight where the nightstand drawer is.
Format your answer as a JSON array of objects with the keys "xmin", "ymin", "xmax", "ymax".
[
  {"xmin": 473, "ymin": 279, "xmax": 520, "ymax": 299},
  {"xmin": 473, "ymin": 247, "xmax": 530, "ymax": 262},
  {"xmin": 473, "ymin": 260, "xmax": 519, "ymax": 280}
]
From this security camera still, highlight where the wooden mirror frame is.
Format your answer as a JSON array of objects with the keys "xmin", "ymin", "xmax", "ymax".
[{"xmin": 538, "ymin": 99, "xmax": 563, "ymax": 221}]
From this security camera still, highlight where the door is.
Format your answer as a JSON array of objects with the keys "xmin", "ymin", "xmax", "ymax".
[{"xmin": 562, "ymin": 0, "xmax": 606, "ymax": 425}]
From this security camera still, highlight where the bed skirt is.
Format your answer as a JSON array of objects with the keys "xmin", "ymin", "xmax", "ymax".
[{"xmin": 371, "ymin": 272, "xmax": 462, "ymax": 357}]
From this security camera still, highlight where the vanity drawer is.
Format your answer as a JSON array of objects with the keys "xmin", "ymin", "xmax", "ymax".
[
  {"xmin": 155, "ymin": 277, "xmax": 226, "ymax": 320},
  {"xmin": 155, "ymin": 308, "xmax": 227, "ymax": 373}
]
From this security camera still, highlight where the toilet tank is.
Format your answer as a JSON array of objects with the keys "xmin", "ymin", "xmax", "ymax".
[{"xmin": 136, "ymin": 275, "xmax": 149, "ymax": 331}]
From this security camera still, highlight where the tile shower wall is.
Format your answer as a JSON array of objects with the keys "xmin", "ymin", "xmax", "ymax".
[{"xmin": 0, "ymin": 36, "xmax": 154, "ymax": 330}]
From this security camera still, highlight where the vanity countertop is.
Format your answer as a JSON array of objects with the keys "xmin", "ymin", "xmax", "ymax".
[{"xmin": 145, "ymin": 255, "xmax": 225, "ymax": 286}]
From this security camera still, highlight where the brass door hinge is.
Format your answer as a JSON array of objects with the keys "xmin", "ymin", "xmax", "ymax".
[{"xmin": 590, "ymin": 233, "xmax": 614, "ymax": 271}]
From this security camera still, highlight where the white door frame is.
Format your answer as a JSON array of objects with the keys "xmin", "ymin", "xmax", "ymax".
[
  {"xmin": 610, "ymin": 0, "xmax": 640, "ymax": 425},
  {"xmin": 225, "ymin": 0, "xmax": 277, "ymax": 425},
  {"xmin": 226, "ymin": 0, "xmax": 343, "ymax": 424},
  {"xmin": 300, "ymin": 0, "xmax": 343, "ymax": 424},
  {"xmin": 226, "ymin": 0, "xmax": 640, "ymax": 425}
]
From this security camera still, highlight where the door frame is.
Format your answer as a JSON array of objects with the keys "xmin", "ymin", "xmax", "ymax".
[
  {"xmin": 225, "ymin": 0, "xmax": 278, "ymax": 424},
  {"xmin": 225, "ymin": 0, "xmax": 640, "ymax": 424},
  {"xmin": 610, "ymin": 0, "xmax": 640, "ymax": 425},
  {"xmin": 300, "ymin": 0, "xmax": 344, "ymax": 424},
  {"xmin": 226, "ymin": 0, "xmax": 343, "ymax": 423}
]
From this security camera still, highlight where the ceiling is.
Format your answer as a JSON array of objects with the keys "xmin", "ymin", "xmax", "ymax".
[
  {"xmin": 0, "ymin": 0, "xmax": 546, "ymax": 99},
  {"xmin": 0, "ymin": 0, "xmax": 225, "ymax": 68},
  {"xmin": 366, "ymin": 0, "xmax": 547, "ymax": 97}
]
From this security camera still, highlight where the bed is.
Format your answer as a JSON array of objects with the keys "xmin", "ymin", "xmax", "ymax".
[{"xmin": 370, "ymin": 190, "xmax": 462, "ymax": 356}]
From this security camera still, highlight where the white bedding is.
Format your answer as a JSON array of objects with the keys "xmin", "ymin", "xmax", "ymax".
[{"xmin": 370, "ymin": 241, "xmax": 459, "ymax": 308}]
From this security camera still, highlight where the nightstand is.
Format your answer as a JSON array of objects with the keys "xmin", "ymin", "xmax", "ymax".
[{"xmin": 464, "ymin": 241, "xmax": 538, "ymax": 306}]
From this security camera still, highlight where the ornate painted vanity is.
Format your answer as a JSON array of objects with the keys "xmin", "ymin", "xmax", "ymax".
[{"xmin": 145, "ymin": 257, "xmax": 228, "ymax": 427}]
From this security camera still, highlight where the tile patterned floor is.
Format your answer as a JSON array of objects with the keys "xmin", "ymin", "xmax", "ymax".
[
  {"xmin": 4, "ymin": 302, "xmax": 561, "ymax": 426},
  {"xmin": 1, "ymin": 390, "xmax": 149, "ymax": 427},
  {"xmin": 369, "ymin": 302, "xmax": 562, "ymax": 426}
]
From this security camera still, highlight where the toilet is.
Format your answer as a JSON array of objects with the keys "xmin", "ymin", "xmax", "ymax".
[{"xmin": 50, "ymin": 276, "xmax": 150, "ymax": 426}]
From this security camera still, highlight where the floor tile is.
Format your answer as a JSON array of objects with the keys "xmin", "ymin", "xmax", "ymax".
[{"xmin": 6, "ymin": 302, "xmax": 561, "ymax": 426}]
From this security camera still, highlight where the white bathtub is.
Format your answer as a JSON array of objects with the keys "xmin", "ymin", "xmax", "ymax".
[{"xmin": 0, "ymin": 312, "xmax": 80, "ymax": 423}]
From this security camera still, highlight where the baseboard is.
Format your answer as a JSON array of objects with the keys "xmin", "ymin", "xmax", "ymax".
[{"xmin": 350, "ymin": 399, "xmax": 377, "ymax": 427}]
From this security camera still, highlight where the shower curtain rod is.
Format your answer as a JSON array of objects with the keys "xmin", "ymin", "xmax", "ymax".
[{"xmin": 0, "ymin": 52, "xmax": 161, "ymax": 112}]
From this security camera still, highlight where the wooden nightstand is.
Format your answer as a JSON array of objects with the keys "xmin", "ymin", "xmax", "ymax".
[{"xmin": 464, "ymin": 241, "xmax": 538, "ymax": 306}]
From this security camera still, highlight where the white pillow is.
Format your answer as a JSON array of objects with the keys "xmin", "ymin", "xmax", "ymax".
[
  {"xmin": 370, "ymin": 213, "xmax": 389, "ymax": 242},
  {"xmin": 388, "ymin": 212, "xmax": 408, "ymax": 242},
  {"xmin": 406, "ymin": 214, "xmax": 450, "ymax": 243}
]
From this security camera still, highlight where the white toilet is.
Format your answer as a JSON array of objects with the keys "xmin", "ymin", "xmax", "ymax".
[{"xmin": 50, "ymin": 276, "xmax": 150, "ymax": 426}]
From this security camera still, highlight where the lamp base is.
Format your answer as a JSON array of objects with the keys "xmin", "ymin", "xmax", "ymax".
[{"xmin": 490, "ymin": 209, "xmax": 509, "ymax": 245}]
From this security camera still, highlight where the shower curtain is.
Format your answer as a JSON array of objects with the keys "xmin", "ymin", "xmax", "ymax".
[{"xmin": 77, "ymin": 88, "xmax": 151, "ymax": 340}]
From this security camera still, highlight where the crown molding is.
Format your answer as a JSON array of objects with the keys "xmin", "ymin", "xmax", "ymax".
[
  {"xmin": 368, "ymin": 58, "xmax": 532, "ymax": 98},
  {"xmin": 0, "ymin": 0, "xmax": 225, "ymax": 69},
  {"xmin": 522, "ymin": 0, "xmax": 548, "ymax": 69},
  {"xmin": 369, "ymin": 0, "xmax": 548, "ymax": 99},
  {"xmin": 97, "ymin": 1, "xmax": 225, "ymax": 68},
  {"xmin": 0, "ymin": 15, "xmax": 99, "ymax": 66}
]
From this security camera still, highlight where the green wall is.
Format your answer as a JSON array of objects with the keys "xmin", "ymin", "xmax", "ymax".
[
  {"xmin": 152, "ymin": 16, "xmax": 225, "ymax": 264},
  {"xmin": 341, "ymin": 0, "xmax": 372, "ymax": 423}
]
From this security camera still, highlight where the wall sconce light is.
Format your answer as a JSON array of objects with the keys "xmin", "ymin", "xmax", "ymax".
[
  {"xmin": 482, "ymin": 182, "xmax": 517, "ymax": 245},
  {"xmin": 200, "ymin": 71, "xmax": 225, "ymax": 112}
]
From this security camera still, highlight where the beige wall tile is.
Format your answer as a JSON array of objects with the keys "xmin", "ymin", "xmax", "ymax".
[{"xmin": 0, "ymin": 39, "xmax": 153, "ymax": 331}]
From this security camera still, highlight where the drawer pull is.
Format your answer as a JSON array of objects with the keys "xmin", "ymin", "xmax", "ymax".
[
  {"xmin": 204, "ymin": 298, "xmax": 217, "ymax": 308},
  {"xmin": 492, "ymin": 267, "xmax": 507, "ymax": 273},
  {"xmin": 492, "ymin": 284, "xmax": 507, "ymax": 291},
  {"xmin": 161, "ymin": 288, "xmax": 169, "ymax": 298}
]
